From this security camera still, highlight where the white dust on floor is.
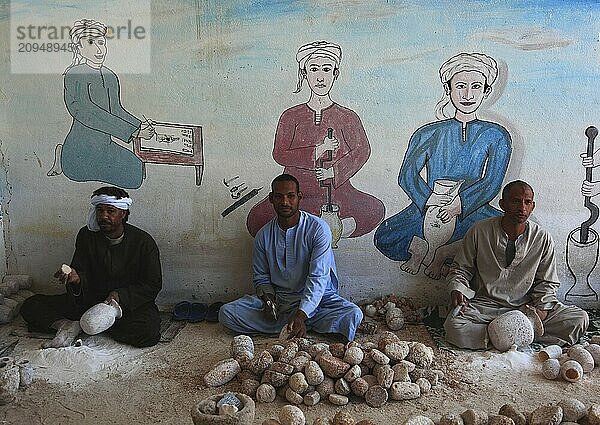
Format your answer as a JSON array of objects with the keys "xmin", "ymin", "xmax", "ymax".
[
  {"xmin": 11, "ymin": 335, "xmax": 150, "ymax": 388},
  {"xmin": 460, "ymin": 347, "xmax": 542, "ymax": 384}
]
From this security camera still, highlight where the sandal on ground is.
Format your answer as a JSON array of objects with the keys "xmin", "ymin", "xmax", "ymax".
[
  {"xmin": 173, "ymin": 301, "xmax": 192, "ymax": 321},
  {"xmin": 189, "ymin": 302, "xmax": 208, "ymax": 323},
  {"xmin": 206, "ymin": 302, "xmax": 224, "ymax": 323}
]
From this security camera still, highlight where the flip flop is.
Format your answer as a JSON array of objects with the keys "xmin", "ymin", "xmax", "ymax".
[
  {"xmin": 189, "ymin": 302, "xmax": 208, "ymax": 323},
  {"xmin": 173, "ymin": 301, "xmax": 191, "ymax": 321},
  {"xmin": 206, "ymin": 301, "xmax": 224, "ymax": 323}
]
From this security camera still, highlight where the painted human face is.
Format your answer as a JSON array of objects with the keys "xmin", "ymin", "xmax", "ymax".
[
  {"xmin": 448, "ymin": 70, "xmax": 490, "ymax": 116},
  {"xmin": 500, "ymin": 185, "xmax": 535, "ymax": 226},
  {"xmin": 269, "ymin": 180, "xmax": 302, "ymax": 220},
  {"xmin": 78, "ymin": 36, "xmax": 107, "ymax": 68},
  {"xmin": 95, "ymin": 204, "xmax": 126, "ymax": 237},
  {"xmin": 305, "ymin": 56, "xmax": 337, "ymax": 97}
]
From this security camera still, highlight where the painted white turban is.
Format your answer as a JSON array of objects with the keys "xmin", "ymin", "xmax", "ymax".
[
  {"xmin": 296, "ymin": 41, "xmax": 342, "ymax": 70},
  {"xmin": 70, "ymin": 19, "xmax": 107, "ymax": 45},
  {"xmin": 87, "ymin": 194, "xmax": 132, "ymax": 232},
  {"xmin": 439, "ymin": 52, "xmax": 498, "ymax": 86}
]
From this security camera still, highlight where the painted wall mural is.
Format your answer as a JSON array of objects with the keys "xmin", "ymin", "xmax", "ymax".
[
  {"xmin": 6, "ymin": 0, "xmax": 600, "ymax": 303},
  {"xmin": 245, "ymin": 41, "xmax": 385, "ymax": 247},
  {"xmin": 47, "ymin": 19, "xmax": 203, "ymax": 189},
  {"xmin": 566, "ymin": 126, "xmax": 600, "ymax": 302},
  {"xmin": 221, "ymin": 176, "xmax": 262, "ymax": 218},
  {"xmin": 374, "ymin": 53, "xmax": 512, "ymax": 280},
  {"xmin": 133, "ymin": 121, "xmax": 204, "ymax": 187}
]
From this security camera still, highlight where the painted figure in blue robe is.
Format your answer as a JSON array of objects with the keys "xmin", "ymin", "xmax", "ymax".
[
  {"xmin": 374, "ymin": 53, "xmax": 512, "ymax": 279},
  {"xmin": 48, "ymin": 19, "xmax": 154, "ymax": 189},
  {"xmin": 220, "ymin": 174, "xmax": 363, "ymax": 341}
]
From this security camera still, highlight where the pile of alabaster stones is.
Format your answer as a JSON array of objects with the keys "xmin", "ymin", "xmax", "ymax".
[
  {"xmin": 399, "ymin": 399, "xmax": 600, "ymax": 425},
  {"xmin": 261, "ymin": 399, "xmax": 600, "ymax": 425},
  {"xmin": 539, "ymin": 343, "xmax": 600, "ymax": 382},
  {"xmin": 363, "ymin": 301, "xmax": 406, "ymax": 331},
  {"xmin": 204, "ymin": 331, "xmax": 442, "ymax": 409},
  {"xmin": 0, "ymin": 275, "xmax": 34, "ymax": 324},
  {"xmin": 0, "ymin": 356, "xmax": 33, "ymax": 406},
  {"xmin": 363, "ymin": 296, "xmax": 423, "ymax": 331},
  {"xmin": 368, "ymin": 295, "xmax": 420, "ymax": 321},
  {"xmin": 262, "ymin": 405, "xmax": 378, "ymax": 425}
]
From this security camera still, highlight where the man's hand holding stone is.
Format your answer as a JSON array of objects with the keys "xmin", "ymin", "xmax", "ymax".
[
  {"xmin": 288, "ymin": 310, "xmax": 308, "ymax": 339},
  {"xmin": 54, "ymin": 265, "xmax": 80, "ymax": 286}
]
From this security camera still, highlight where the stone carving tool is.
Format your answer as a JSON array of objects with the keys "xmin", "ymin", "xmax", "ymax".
[{"xmin": 221, "ymin": 187, "xmax": 262, "ymax": 217}]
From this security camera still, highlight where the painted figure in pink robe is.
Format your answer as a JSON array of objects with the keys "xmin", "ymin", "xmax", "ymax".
[{"xmin": 247, "ymin": 41, "xmax": 384, "ymax": 239}]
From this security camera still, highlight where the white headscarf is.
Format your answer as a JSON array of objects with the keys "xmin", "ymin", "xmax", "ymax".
[
  {"xmin": 87, "ymin": 194, "xmax": 132, "ymax": 232},
  {"xmin": 294, "ymin": 41, "xmax": 342, "ymax": 93},
  {"xmin": 435, "ymin": 52, "xmax": 499, "ymax": 119}
]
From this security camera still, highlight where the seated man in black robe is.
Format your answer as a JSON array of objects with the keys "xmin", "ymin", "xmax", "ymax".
[{"xmin": 20, "ymin": 186, "xmax": 162, "ymax": 348}]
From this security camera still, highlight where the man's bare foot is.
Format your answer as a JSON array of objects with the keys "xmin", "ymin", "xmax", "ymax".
[
  {"xmin": 400, "ymin": 236, "xmax": 428, "ymax": 275},
  {"xmin": 42, "ymin": 319, "xmax": 81, "ymax": 348}
]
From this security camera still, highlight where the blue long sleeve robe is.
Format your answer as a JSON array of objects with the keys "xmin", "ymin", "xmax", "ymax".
[
  {"xmin": 375, "ymin": 118, "xmax": 512, "ymax": 261},
  {"xmin": 220, "ymin": 211, "xmax": 363, "ymax": 340}
]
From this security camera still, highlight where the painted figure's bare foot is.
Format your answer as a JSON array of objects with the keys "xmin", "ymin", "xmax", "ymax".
[
  {"xmin": 424, "ymin": 248, "xmax": 447, "ymax": 279},
  {"xmin": 47, "ymin": 144, "xmax": 63, "ymax": 176},
  {"xmin": 42, "ymin": 319, "xmax": 81, "ymax": 348},
  {"xmin": 424, "ymin": 264, "xmax": 442, "ymax": 280},
  {"xmin": 400, "ymin": 236, "xmax": 428, "ymax": 275},
  {"xmin": 424, "ymin": 240, "xmax": 461, "ymax": 280},
  {"xmin": 341, "ymin": 217, "xmax": 357, "ymax": 238},
  {"xmin": 400, "ymin": 255, "xmax": 422, "ymax": 275}
]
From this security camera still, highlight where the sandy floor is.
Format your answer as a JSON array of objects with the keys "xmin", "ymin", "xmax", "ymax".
[{"xmin": 0, "ymin": 320, "xmax": 598, "ymax": 425}]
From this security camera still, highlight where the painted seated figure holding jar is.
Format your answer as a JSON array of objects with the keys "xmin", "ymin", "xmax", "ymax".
[{"xmin": 375, "ymin": 52, "xmax": 512, "ymax": 279}]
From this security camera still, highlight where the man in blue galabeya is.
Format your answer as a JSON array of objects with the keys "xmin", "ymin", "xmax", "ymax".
[{"xmin": 220, "ymin": 173, "xmax": 363, "ymax": 341}]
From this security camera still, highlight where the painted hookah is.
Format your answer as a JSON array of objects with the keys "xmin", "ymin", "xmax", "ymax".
[
  {"xmin": 319, "ymin": 128, "xmax": 343, "ymax": 248},
  {"xmin": 565, "ymin": 125, "xmax": 600, "ymax": 302}
]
